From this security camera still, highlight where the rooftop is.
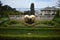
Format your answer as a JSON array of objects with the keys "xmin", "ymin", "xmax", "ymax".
[{"xmin": 41, "ymin": 7, "xmax": 58, "ymax": 11}]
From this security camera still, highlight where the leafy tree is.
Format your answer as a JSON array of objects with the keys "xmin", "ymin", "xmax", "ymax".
[
  {"xmin": 1, "ymin": 5, "xmax": 12, "ymax": 17},
  {"xmin": 0, "ymin": 1, "xmax": 3, "ymax": 17},
  {"xmin": 30, "ymin": 3, "xmax": 35, "ymax": 15},
  {"xmin": 12, "ymin": 8, "xmax": 16, "ymax": 11},
  {"xmin": 57, "ymin": 0, "xmax": 60, "ymax": 8},
  {"xmin": 2, "ymin": 5, "xmax": 12, "ymax": 11},
  {"xmin": 0, "ymin": 1, "xmax": 23, "ymax": 17},
  {"xmin": 24, "ymin": 11, "xmax": 30, "ymax": 15},
  {"xmin": 0, "ymin": 1, "xmax": 2, "ymax": 7},
  {"xmin": 53, "ymin": 9, "xmax": 60, "ymax": 24},
  {"xmin": 54, "ymin": 9, "xmax": 60, "ymax": 18}
]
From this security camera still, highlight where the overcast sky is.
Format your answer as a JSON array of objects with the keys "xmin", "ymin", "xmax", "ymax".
[{"xmin": 0, "ymin": 0, "xmax": 57, "ymax": 8}]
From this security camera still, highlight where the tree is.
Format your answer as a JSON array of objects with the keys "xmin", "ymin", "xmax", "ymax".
[
  {"xmin": 53, "ymin": 9, "xmax": 60, "ymax": 22},
  {"xmin": 0, "ymin": 1, "xmax": 23, "ymax": 17},
  {"xmin": 0, "ymin": 1, "xmax": 2, "ymax": 17},
  {"xmin": 12, "ymin": 8, "xmax": 16, "ymax": 11},
  {"xmin": 2, "ymin": 5, "xmax": 12, "ymax": 11},
  {"xmin": 57, "ymin": 0, "xmax": 60, "ymax": 8},
  {"xmin": 0, "ymin": 1, "xmax": 2, "ymax": 7},
  {"xmin": 54, "ymin": 9, "xmax": 60, "ymax": 18},
  {"xmin": 53, "ymin": 0, "xmax": 60, "ymax": 19},
  {"xmin": 30, "ymin": 3, "xmax": 35, "ymax": 15},
  {"xmin": 24, "ymin": 11, "xmax": 30, "ymax": 15}
]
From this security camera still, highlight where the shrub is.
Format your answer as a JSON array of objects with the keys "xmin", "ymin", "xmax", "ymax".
[
  {"xmin": 40, "ymin": 21, "xmax": 56, "ymax": 26},
  {"xmin": 54, "ymin": 23, "xmax": 60, "ymax": 27},
  {"xmin": 3, "ymin": 23, "xmax": 9, "ymax": 27},
  {"xmin": 8, "ymin": 20, "xmax": 20, "ymax": 25},
  {"xmin": 53, "ymin": 18, "xmax": 60, "ymax": 24}
]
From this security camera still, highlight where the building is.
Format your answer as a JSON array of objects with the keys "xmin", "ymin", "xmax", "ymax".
[
  {"xmin": 40, "ymin": 7, "xmax": 57, "ymax": 16},
  {"xmin": 9, "ymin": 7, "xmax": 58, "ymax": 20}
]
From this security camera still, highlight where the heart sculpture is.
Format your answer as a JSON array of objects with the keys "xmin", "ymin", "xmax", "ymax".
[{"xmin": 24, "ymin": 15, "xmax": 36, "ymax": 24}]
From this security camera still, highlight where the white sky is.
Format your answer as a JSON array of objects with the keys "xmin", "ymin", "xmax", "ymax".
[{"xmin": 0, "ymin": 0, "xmax": 57, "ymax": 8}]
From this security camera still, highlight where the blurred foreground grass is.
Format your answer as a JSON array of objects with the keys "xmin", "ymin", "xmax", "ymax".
[{"xmin": 0, "ymin": 20, "xmax": 60, "ymax": 40}]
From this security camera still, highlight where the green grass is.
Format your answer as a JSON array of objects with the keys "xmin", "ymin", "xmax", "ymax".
[
  {"xmin": 0, "ymin": 19, "xmax": 60, "ymax": 40},
  {"xmin": 0, "ymin": 31, "xmax": 60, "ymax": 40},
  {"xmin": 0, "ymin": 34, "xmax": 60, "ymax": 37},
  {"xmin": 0, "ymin": 35, "xmax": 60, "ymax": 40},
  {"xmin": 0, "ymin": 28, "xmax": 60, "ymax": 35},
  {"xmin": 0, "ymin": 19, "xmax": 58, "ymax": 28},
  {"xmin": 0, "ymin": 28, "xmax": 60, "ymax": 40}
]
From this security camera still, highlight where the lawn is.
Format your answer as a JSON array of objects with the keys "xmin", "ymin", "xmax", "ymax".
[
  {"xmin": 0, "ymin": 19, "xmax": 60, "ymax": 40},
  {"xmin": 0, "ymin": 27, "xmax": 60, "ymax": 40}
]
